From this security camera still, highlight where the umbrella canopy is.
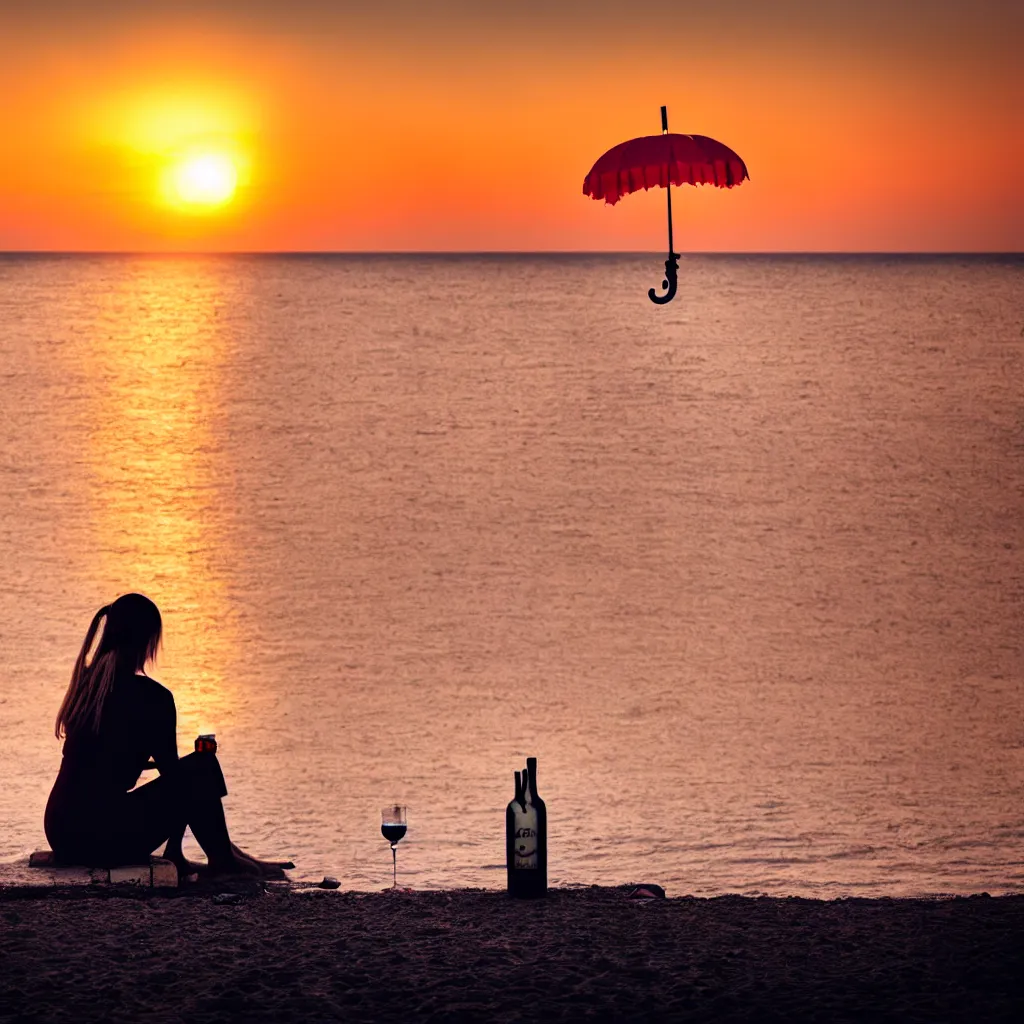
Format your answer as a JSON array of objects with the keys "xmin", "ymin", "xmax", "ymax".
[
  {"xmin": 583, "ymin": 133, "xmax": 749, "ymax": 206},
  {"xmin": 582, "ymin": 108, "xmax": 748, "ymax": 304}
]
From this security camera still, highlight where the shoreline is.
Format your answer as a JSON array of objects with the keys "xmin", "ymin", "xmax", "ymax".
[{"xmin": 3, "ymin": 886, "xmax": 1023, "ymax": 1022}]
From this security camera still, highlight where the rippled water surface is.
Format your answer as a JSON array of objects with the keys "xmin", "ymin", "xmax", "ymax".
[{"xmin": 1, "ymin": 253, "xmax": 1021, "ymax": 895}]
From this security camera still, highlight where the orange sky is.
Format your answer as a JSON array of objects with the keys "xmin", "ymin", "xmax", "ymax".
[{"xmin": 1, "ymin": 1, "xmax": 1021, "ymax": 252}]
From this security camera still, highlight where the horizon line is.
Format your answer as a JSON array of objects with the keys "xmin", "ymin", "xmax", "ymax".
[{"xmin": 1, "ymin": 249, "xmax": 1022, "ymax": 258}]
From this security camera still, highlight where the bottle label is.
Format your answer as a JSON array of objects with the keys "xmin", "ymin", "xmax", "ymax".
[{"xmin": 513, "ymin": 805, "xmax": 539, "ymax": 870}]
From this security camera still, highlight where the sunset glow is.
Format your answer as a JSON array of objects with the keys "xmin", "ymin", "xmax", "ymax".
[{"xmin": 0, "ymin": 3, "xmax": 1021, "ymax": 251}]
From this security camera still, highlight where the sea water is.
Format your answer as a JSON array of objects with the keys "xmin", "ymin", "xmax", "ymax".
[{"xmin": 0, "ymin": 253, "xmax": 1021, "ymax": 895}]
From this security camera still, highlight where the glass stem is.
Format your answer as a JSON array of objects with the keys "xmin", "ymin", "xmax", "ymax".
[{"xmin": 391, "ymin": 843, "xmax": 397, "ymax": 888}]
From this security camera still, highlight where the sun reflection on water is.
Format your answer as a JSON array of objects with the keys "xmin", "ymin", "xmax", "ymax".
[{"xmin": 80, "ymin": 258, "xmax": 241, "ymax": 744}]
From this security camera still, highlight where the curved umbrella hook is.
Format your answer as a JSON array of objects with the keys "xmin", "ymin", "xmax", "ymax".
[{"xmin": 649, "ymin": 252, "xmax": 680, "ymax": 305}]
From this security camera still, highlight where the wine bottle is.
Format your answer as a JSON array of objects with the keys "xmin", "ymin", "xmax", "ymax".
[
  {"xmin": 506, "ymin": 767, "xmax": 540, "ymax": 898},
  {"xmin": 525, "ymin": 756, "xmax": 548, "ymax": 897},
  {"xmin": 505, "ymin": 770, "xmax": 524, "ymax": 894}
]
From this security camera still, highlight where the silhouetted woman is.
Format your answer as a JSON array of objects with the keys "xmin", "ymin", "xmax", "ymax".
[{"xmin": 45, "ymin": 593, "xmax": 291, "ymax": 878}]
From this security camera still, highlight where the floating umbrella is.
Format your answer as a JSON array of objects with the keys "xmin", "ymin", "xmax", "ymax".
[{"xmin": 583, "ymin": 106, "xmax": 749, "ymax": 304}]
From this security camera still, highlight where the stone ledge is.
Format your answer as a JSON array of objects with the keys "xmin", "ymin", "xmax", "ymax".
[{"xmin": 1, "ymin": 851, "xmax": 178, "ymax": 890}]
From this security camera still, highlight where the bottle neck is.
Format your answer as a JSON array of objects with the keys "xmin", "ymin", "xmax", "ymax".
[{"xmin": 526, "ymin": 758, "xmax": 538, "ymax": 799}]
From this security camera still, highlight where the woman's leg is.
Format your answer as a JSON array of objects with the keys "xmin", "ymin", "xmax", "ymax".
[
  {"xmin": 132, "ymin": 753, "xmax": 288, "ymax": 877},
  {"xmin": 162, "ymin": 823, "xmax": 187, "ymax": 865},
  {"xmin": 163, "ymin": 752, "xmax": 254, "ymax": 874},
  {"xmin": 157, "ymin": 804, "xmax": 230, "ymax": 877}
]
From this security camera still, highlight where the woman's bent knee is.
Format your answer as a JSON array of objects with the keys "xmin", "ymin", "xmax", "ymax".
[{"xmin": 170, "ymin": 751, "xmax": 228, "ymax": 800}]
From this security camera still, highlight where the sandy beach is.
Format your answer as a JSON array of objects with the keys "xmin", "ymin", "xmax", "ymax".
[{"xmin": 2, "ymin": 885, "xmax": 1022, "ymax": 1022}]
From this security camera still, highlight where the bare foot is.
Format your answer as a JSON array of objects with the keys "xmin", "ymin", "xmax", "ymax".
[
  {"xmin": 230, "ymin": 843, "xmax": 294, "ymax": 876},
  {"xmin": 167, "ymin": 857, "xmax": 207, "ymax": 878},
  {"xmin": 205, "ymin": 853, "xmax": 264, "ymax": 879}
]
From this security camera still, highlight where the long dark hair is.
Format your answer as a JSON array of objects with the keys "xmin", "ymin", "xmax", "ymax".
[{"xmin": 55, "ymin": 593, "xmax": 163, "ymax": 738}]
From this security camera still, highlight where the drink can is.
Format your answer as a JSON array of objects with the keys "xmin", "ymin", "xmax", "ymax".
[{"xmin": 195, "ymin": 734, "xmax": 217, "ymax": 754}]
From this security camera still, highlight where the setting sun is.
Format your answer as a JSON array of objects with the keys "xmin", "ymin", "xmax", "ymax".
[{"xmin": 167, "ymin": 153, "xmax": 239, "ymax": 211}]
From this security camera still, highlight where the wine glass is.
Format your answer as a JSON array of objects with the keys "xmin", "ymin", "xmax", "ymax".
[{"xmin": 381, "ymin": 805, "xmax": 408, "ymax": 888}]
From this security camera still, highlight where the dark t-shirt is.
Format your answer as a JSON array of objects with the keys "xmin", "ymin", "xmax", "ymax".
[{"xmin": 45, "ymin": 673, "xmax": 179, "ymax": 846}]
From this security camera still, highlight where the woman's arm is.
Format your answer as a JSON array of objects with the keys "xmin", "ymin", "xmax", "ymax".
[{"xmin": 151, "ymin": 687, "xmax": 180, "ymax": 774}]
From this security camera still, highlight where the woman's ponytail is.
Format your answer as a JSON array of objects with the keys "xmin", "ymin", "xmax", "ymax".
[{"xmin": 54, "ymin": 605, "xmax": 112, "ymax": 739}]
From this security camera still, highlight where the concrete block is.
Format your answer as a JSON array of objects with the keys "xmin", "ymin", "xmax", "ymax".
[
  {"xmin": 150, "ymin": 858, "xmax": 179, "ymax": 887},
  {"xmin": 108, "ymin": 865, "xmax": 149, "ymax": 886},
  {"xmin": 52, "ymin": 867, "xmax": 94, "ymax": 886},
  {"xmin": 4, "ymin": 853, "xmax": 180, "ymax": 891}
]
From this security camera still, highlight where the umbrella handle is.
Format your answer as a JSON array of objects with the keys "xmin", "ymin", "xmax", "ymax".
[{"xmin": 648, "ymin": 253, "xmax": 680, "ymax": 305}]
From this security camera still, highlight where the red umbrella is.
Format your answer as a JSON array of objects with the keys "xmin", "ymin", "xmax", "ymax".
[{"xmin": 583, "ymin": 107, "xmax": 749, "ymax": 304}]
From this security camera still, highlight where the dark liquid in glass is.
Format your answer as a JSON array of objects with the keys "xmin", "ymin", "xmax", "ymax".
[{"xmin": 381, "ymin": 824, "xmax": 407, "ymax": 844}]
